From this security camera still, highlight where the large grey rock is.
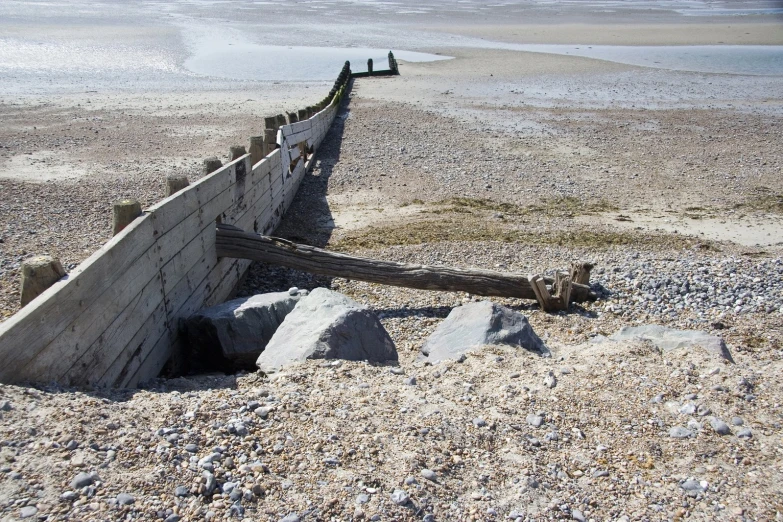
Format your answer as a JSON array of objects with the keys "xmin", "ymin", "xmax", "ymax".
[
  {"xmin": 608, "ymin": 325, "xmax": 733, "ymax": 362},
  {"xmin": 186, "ymin": 291, "xmax": 303, "ymax": 371},
  {"xmin": 419, "ymin": 301, "xmax": 549, "ymax": 363},
  {"xmin": 256, "ymin": 288, "xmax": 397, "ymax": 373}
]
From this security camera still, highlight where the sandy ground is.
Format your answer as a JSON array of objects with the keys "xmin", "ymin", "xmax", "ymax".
[{"xmin": 1, "ymin": 16, "xmax": 783, "ymax": 522}]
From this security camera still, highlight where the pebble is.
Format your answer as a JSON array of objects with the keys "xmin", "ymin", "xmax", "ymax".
[
  {"xmin": 731, "ymin": 417, "xmax": 744, "ymax": 426},
  {"xmin": 404, "ymin": 476, "xmax": 418, "ymax": 485},
  {"xmin": 472, "ymin": 417, "xmax": 487, "ymax": 428},
  {"xmin": 421, "ymin": 468, "xmax": 437, "ymax": 482},
  {"xmin": 390, "ymin": 367, "xmax": 405, "ymax": 375},
  {"xmin": 164, "ymin": 515, "xmax": 181, "ymax": 522},
  {"xmin": 61, "ymin": 491, "xmax": 78, "ymax": 502},
  {"xmin": 710, "ymin": 418, "xmax": 732, "ymax": 435},
  {"xmin": 280, "ymin": 514, "xmax": 300, "ymax": 522},
  {"xmin": 592, "ymin": 470, "xmax": 610, "ymax": 478},
  {"xmin": 526, "ymin": 414, "xmax": 544, "ymax": 427},
  {"xmin": 390, "ymin": 489, "xmax": 409, "ymax": 505},
  {"xmin": 0, "ymin": 400, "xmax": 12, "ymax": 411},
  {"xmin": 70, "ymin": 472, "xmax": 93, "ymax": 489},
  {"xmin": 185, "ymin": 443, "xmax": 198, "ymax": 453},
  {"xmin": 356, "ymin": 493, "xmax": 369, "ymax": 504},
  {"xmin": 572, "ymin": 509, "xmax": 586, "ymax": 522},
  {"xmin": 116, "ymin": 493, "xmax": 135, "ymax": 505},
  {"xmin": 19, "ymin": 506, "xmax": 38, "ymax": 519},
  {"xmin": 543, "ymin": 371, "xmax": 557, "ymax": 388},
  {"xmin": 404, "ymin": 376, "xmax": 417, "ymax": 385},
  {"xmin": 669, "ymin": 426, "xmax": 693, "ymax": 438},
  {"xmin": 175, "ymin": 486, "xmax": 189, "ymax": 497},
  {"xmin": 737, "ymin": 427, "xmax": 753, "ymax": 438}
]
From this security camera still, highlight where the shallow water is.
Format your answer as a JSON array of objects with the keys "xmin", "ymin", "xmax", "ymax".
[
  {"xmin": 489, "ymin": 44, "xmax": 783, "ymax": 76},
  {"xmin": 185, "ymin": 43, "xmax": 451, "ymax": 81}
]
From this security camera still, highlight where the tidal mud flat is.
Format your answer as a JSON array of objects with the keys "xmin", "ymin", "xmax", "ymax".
[{"xmin": 1, "ymin": 1, "xmax": 783, "ymax": 520}]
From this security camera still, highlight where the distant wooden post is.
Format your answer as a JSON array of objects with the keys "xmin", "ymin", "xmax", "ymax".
[
  {"xmin": 263, "ymin": 116, "xmax": 278, "ymax": 156},
  {"xmin": 20, "ymin": 256, "xmax": 66, "ymax": 307},
  {"xmin": 112, "ymin": 199, "xmax": 142, "ymax": 236},
  {"xmin": 203, "ymin": 157, "xmax": 223, "ymax": 175},
  {"xmin": 165, "ymin": 174, "xmax": 189, "ymax": 197},
  {"xmin": 249, "ymin": 136, "xmax": 264, "ymax": 165},
  {"xmin": 286, "ymin": 112, "xmax": 298, "ymax": 124},
  {"xmin": 230, "ymin": 145, "xmax": 247, "ymax": 161},
  {"xmin": 275, "ymin": 114, "xmax": 287, "ymax": 128},
  {"xmin": 367, "ymin": 58, "xmax": 373, "ymax": 76},
  {"xmin": 298, "ymin": 108, "xmax": 308, "ymax": 121}
]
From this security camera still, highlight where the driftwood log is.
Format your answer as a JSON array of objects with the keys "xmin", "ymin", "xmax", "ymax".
[{"xmin": 215, "ymin": 225, "xmax": 596, "ymax": 303}]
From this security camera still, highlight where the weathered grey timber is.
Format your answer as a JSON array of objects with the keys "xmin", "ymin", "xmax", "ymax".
[
  {"xmin": 256, "ymin": 288, "xmax": 397, "ymax": 373},
  {"xmin": 185, "ymin": 291, "xmax": 303, "ymax": 371},
  {"xmin": 230, "ymin": 146, "xmax": 247, "ymax": 161},
  {"xmin": 165, "ymin": 175, "xmax": 190, "ymax": 197},
  {"xmin": 215, "ymin": 226, "xmax": 596, "ymax": 302},
  {"xmin": 20, "ymin": 256, "xmax": 67, "ymax": 307},
  {"xmin": 112, "ymin": 199, "xmax": 142, "ymax": 236},
  {"xmin": 203, "ymin": 157, "xmax": 223, "ymax": 175},
  {"xmin": 420, "ymin": 301, "xmax": 549, "ymax": 362}
]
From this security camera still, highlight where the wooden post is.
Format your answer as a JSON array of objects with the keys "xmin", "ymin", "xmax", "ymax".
[
  {"xmin": 367, "ymin": 58, "xmax": 373, "ymax": 76},
  {"xmin": 203, "ymin": 157, "xmax": 223, "ymax": 175},
  {"xmin": 165, "ymin": 174, "xmax": 189, "ymax": 197},
  {"xmin": 275, "ymin": 114, "xmax": 286, "ymax": 128},
  {"xmin": 286, "ymin": 111, "xmax": 298, "ymax": 124},
  {"xmin": 112, "ymin": 199, "xmax": 142, "ymax": 236},
  {"xmin": 20, "ymin": 256, "xmax": 66, "ymax": 307},
  {"xmin": 249, "ymin": 136, "xmax": 264, "ymax": 165},
  {"xmin": 298, "ymin": 109, "xmax": 308, "ymax": 121},
  {"xmin": 230, "ymin": 145, "xmax": 247, "ymax": 161},
  {"xmin": 263, "ymin": 116, "xmax": 279, "ymax": 156},
  {"xmin": 570, "ymin": 262, "xmax": 594, "ymax": 286}
]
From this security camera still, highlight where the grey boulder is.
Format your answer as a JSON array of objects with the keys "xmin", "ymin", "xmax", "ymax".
[
  {"xmin": 419, "ymin": 301, "xmax": 549, "ymax": 363},
  {"xmin": 607, "ymin": 324, "xmax": 733, "ymax": 362},
  {"xmin": 256, "ymin": 288, "xmax": 397, "ymax": 373},
  {"xmin": 186, "ymin": 291, "xmax": 303, "ymax": 371}
]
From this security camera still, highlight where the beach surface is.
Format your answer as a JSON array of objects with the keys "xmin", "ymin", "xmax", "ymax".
[{"xmin": 1, "ymin": 1, "xmax": 783, "ymax": 520}]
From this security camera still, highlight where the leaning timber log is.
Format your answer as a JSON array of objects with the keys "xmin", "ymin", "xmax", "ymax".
[{"xmin": 215, "ymin": 224, "xmax": 596, "ymax": 303}]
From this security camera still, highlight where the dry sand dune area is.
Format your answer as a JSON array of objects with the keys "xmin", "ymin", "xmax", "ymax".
[{"xmin": 1, "ymin": 1, "xmax": 783, "ymax": 521}]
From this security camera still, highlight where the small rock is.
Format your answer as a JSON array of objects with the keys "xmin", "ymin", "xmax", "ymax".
[
  {"xmin": 592, "ymin": 470, "xmax": 610, "ymax": 478},
  {"xmin": 669, "ymin": 426, "xmax": 693, "ymax": 438},
  {"xmin": 70, "ymin": 472, "xmax": 93, "ymax": 489},
  {"xmin": 543, "ymin": 371, "xmax": 557, "ymax": 388},
  {"xmin": 710, "ymin": 418, "xmax": 731, "ymax": 435},
  {"xmin": 404, "ymin": 476, "xmax": 418, "ymax": 485},
  {"xmin": 731, "ymin": 417, "xmax": 744, "ymax": 426},
  {"xmin": 175, "ymin": 486, "xmax": 189, "ymax": 497},
  {"xmin": 526, "ymin": 414, "xmax": 544, "ymax": 427},
  {"xmin": 356, "ymin": 493, "xmax": 369, "ymax": 504},
  {"xmin": 391, "ymin": 489, "xmax": 410, "ymax": 505},
  {"xmin": 472, "ymin": 418, "xmax": 487, "ymax": 428},
  {"xmin": 19, "ymin": 506, "xmax": 38, "ymax": 519},
  {"xmin": 404, "ymin": 376, "xmax": 417, "ymax": 386},
  {"xmin": 164, "ymin": 515, "xmax": 182, "ymax": 522},
  {"xmin": 421, "ymin": 469, "xmax": 437, "ymax": 482},
  {"xmin": 65, "ymin": 440, "xmax": 79, "ymax": 451},
  {"xmin": 390, "ymin": 367, "xmax": 405, "ymax": 375},
  {"xmin": 280, "ymin": 514, "xmax": 300, "ymax": 522},
  {"xmin": 737, "ymin": 427, "xmax": 753, "ymax": 438},
  {"xmin": 0, "ymin": 400, "xmax": 12, "ymax": 411},
  {"xmin": 572, "ymin": 509, "xmax": 586, "ymax": 522},
  {"xmin": 116, "ymin": 493, "xmax": 135, "ymax": 505},
  {"xmin": 185, "ymin": 444, "xmax": 198, "ymax": 453},
  {"xmin": 60, "ymin": 491, "xmax": 78, "ymax": 502}
]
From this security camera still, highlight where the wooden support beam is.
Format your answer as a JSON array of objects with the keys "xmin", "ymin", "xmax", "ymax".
[{"xmin": 215, "ymin": 225, "xmax": 595, "ymax": 303}]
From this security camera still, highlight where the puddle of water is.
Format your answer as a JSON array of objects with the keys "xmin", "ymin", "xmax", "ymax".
[
  {"xmin": 487, "ymin": 43, "xmax": 783, "ymax": 76},
  {"xmin": 185, "ymin": 42, "xmax": 452, "ymax": 81}
]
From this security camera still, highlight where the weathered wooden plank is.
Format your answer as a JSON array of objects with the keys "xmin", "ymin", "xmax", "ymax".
[
  {"xmin": 148, "ymin": 162, "xmax": 236, "ymax": 237},
  {"xmin": 122, "ymin": 332, "xmax": 177, "ymax": 388},
  {"xmin": 64, "ymin": 272, "xmax": 166, "ymax": 385},
  {"xmin": 160, "ymin": 225, "xmax": 212, "ymax": 297},
  {"xmin": 164, "ymin": 237, "xmax": 218, "ymax": 322},
  {"xmin": 100, "ymin": 299, "xmax": 168, "ymax": 387},
  {"xmin": 0, "ymin": 214, "xmax": 156, "ymax": 384},
  {"xmin": 21, "ymin": 235, "xmax": 163, "ymax": 381}
]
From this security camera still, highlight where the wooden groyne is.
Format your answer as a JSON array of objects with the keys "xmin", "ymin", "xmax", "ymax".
[{"xmin": 0, "ymin": 63, "xmax": 352, "ymax": 388}]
